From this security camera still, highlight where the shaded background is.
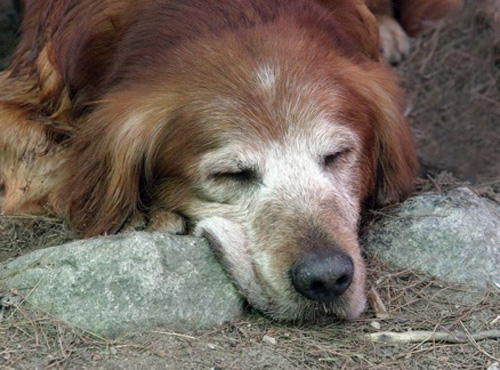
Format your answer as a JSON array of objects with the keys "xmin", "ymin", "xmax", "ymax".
[{"xmin": 399, "ymin": 1, "xmax": 499, "ymax": 183}]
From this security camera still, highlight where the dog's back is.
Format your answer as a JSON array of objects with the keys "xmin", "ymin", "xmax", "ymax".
[{"xmin": 7, "ymin": 0, "xmax": 378, "ymax": 120}]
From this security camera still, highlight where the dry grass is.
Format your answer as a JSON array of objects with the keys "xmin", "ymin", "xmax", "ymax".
[{"xmin": 0, "ymin": 214, "xmax": 74, "ymax": 262}]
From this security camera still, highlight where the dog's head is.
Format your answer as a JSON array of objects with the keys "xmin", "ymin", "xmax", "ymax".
[{"xmin": 65, "ymin": 1, "xmax": 418, "ymax": 321}]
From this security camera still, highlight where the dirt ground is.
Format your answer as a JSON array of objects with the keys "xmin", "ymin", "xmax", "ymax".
[
  {"xmin": 399, "ymin": 1, "xmax": 500, "ymax": 183},
  {"xmin": 1, "ymin": 2, "xmax": 499, "ymax": 369}
]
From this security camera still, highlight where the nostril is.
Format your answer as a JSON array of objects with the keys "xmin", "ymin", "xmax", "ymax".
[
  {"xmin": 334, "ymin": 273, "xmax": 352, "ymax": 294},
  {"xmin": 336, "ymin": 274, "xmax": 350, "ymax": 285},
  {"xmin": 290, "ymin": 251, "xmax": 354, "ymax": 302}
]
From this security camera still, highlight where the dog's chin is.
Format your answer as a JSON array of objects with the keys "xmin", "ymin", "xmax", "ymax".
[
  {"xmin": 195, "ymin": 216, "xmax": 367, "ymax": 322},
  {"xmin": 249, "ymin": 283, "xmax": 367, "ymax": 323}
]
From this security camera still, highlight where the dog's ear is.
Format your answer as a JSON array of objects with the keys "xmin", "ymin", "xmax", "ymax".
[
  {"xmin": 368, "ymin": 67, "xmax": 419, "ymax": 205},
  {"xmin": 317, "ymin": 0, "xmax": 380, "ymax": 60},
  {"xmin": 342, "ymin": 62, "xmax": 419, "ymax": 205},
  {"xmin": 62, "ymin": 89, "xmax": 177, "ymax": 237}
]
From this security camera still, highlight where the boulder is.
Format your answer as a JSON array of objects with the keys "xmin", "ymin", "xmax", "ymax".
[
  {"xmin": 0, "ymin": 232, "xmax": 242, "ymax": 337},
  {"xmin": 363, "ymin": 187, "xmax": 500, "ymax": 289}
]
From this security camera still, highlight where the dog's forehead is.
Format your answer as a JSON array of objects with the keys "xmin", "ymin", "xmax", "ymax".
[
  {"xmin": 206, "ymin": 61, "xmax": 360, "ymax": 148},
  {"xmin": 201, "ymin": 60, "xmax": 343, "ymax": 128},
  {"xmin": 255, "ymin": 63, "xmax": 277, "ymax": 93},
  {"xmin": 165, "ymin": 30, "xmax": 375, "ymax": 152}
]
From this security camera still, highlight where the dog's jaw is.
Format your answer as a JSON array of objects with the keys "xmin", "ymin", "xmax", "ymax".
[
  {"xmin": 195, "ymin": 217, "xmax": 271, "ymax": 311},
  {"xmin": 195, "ymin": 216, "xmax": 367, "ymax": 321}
]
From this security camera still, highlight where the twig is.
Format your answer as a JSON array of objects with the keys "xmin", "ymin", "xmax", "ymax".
[
  {"xmin": 395, "ymin": 321, "xmax": 442, "ymax": 360},
  {"xmin": 460, "ymin": 321, "xmax": 499, "ymax": 361},
  {"xmin": 418, "ymin": 26, "xmax": 443, "ymax": 74},
  {"xmin": 367, "ymin": 287, "xmax": 388, "ymax": 319},
  {"xmin": 148, "ymin": 330, "xmax": 199, "ymax": 340},
  {"xmin": 366, "ymin": 330, "xmax": 500, "ymax": 344},
  {"xmin": 426, "ymin": 174, "xmax": 442, "ymax": 192},
  {"xmin": 8, "ymin": 271, "xmax": 50, "ymax": 320}
]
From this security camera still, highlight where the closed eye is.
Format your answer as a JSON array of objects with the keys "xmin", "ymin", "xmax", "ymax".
[
  {"xmin": 213, "ymin": 168, "xmax": 259, "ymax": 183},
  {"xmin": 323, "ymin": 149, "xmax": 350, "ymax": 168}
]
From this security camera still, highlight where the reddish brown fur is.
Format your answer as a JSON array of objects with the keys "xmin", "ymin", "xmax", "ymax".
[{"xmin": 1, "ymin": 0, "xmax": 419, "ymax": 320}]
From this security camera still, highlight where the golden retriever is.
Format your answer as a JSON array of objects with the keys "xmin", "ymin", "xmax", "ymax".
[{"xmin": 1, "ymin": 0, "xmax": 458, "ymax": 321}]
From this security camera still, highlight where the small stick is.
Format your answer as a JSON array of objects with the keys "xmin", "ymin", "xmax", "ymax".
[
  {"xmin": 366, "ymin": 330, "xmax": 500, "ymax": 344},
  {"xmin": 460, "ymin": 321, "xmax": 498, "ymax": 361},
  {"xmin": 367, "ymin": 287, "xmax": 389, "ymax": 319}
]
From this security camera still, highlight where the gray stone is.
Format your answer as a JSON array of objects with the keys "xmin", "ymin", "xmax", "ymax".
[
  {"xmin": 363, "ymin": 187, "xmax": 500, "ymax": 289},
  {"xmin": 0, "ymin": 232, "xmax": 243, "ymax": 337}
]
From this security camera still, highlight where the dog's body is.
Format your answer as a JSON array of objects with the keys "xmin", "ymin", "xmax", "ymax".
[{"xmin": 0, "ymin": 0, "xmax": 447, "ymax": 321}]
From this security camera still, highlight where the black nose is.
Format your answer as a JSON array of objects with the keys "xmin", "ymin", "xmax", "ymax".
[{"xmin": 290, "ymin": 251, "xmax": 354, "ymax": 302}]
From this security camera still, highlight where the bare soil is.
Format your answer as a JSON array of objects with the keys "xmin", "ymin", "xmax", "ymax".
[
  {"xmin": 1, "ymin": 3, "xmax": 499, "ymax": 369},
  {"xmin": 399, "ymin": 1, "xmax": 500, "ymax": 183}
]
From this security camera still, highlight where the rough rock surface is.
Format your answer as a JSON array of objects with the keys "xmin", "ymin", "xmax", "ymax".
[
  {"xmin": 363, "ymin": 187, "xmax": 500, "ymax": 289},
  {"xmin": 0, "ymin": 232, "xmax": 242, "ymax": 337}
]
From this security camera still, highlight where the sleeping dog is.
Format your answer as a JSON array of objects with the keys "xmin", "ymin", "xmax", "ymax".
[{"xmin": 0, "ymin": 0, "xmax": 455, "ymax": 320}]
